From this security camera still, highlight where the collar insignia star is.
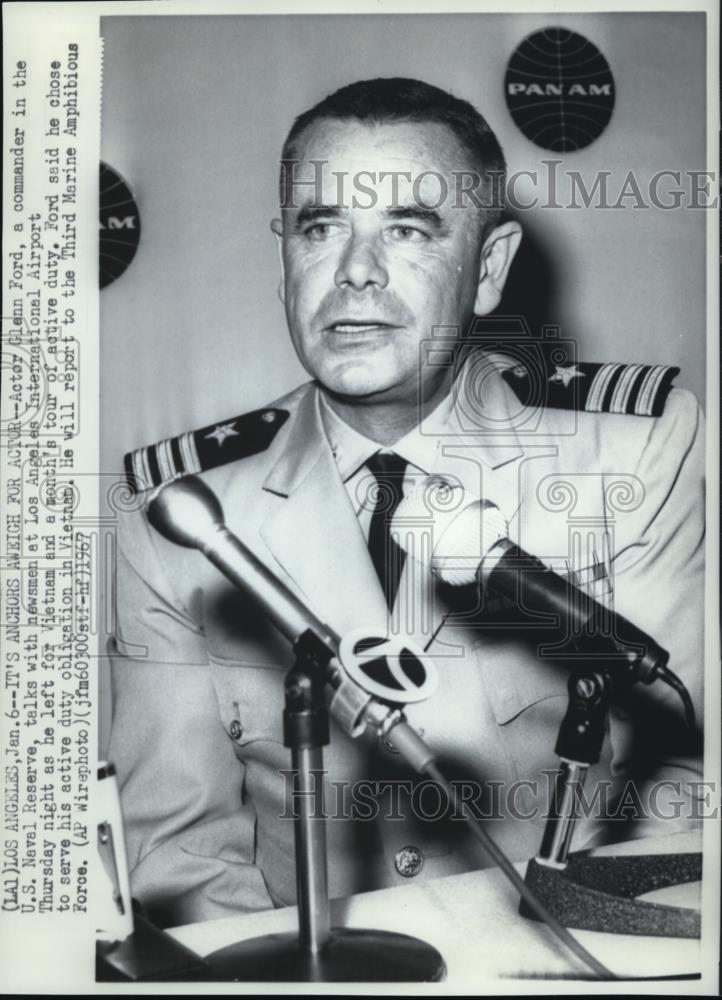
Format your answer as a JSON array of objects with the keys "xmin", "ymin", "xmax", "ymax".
[
  {"xmin": 549, "ymin": 364, "xmax": 585, "ymax": 387},
  {"xmin": 205, "ymin": 422, "xmax": 239, "ymax": 446}
]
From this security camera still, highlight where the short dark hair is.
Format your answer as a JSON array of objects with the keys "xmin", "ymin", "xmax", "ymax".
[{"xmin": 279, "ymin": 77, "xmax": 507, "ymax": 229}]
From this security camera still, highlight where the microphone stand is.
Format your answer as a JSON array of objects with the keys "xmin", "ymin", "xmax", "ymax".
[
  {"xmin": 204, "ymin": 629, "xmax": 445, "ymax": 982},
  {"xmin": 145, "ymin": 477, "xmax": 627, "ymax": 979},
  {"xmin": 537, "ymin": 669, "xmax": 609, "ymax": 870},
  {"xmin": 145, "ymin": 477, "xmax": 444, "ymax": 978},
  {"xmin": 521, "ymin": 668, "xmax": 701, "ymax": 938}
]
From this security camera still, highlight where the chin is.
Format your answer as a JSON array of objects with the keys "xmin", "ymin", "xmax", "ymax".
[
  {"xmin": 323, "ymin": 380, "xmax": 393, "ymax": 401},
  {"xmin": 317, "ymin": 364, "xmax": 399, "ymax": 400}
]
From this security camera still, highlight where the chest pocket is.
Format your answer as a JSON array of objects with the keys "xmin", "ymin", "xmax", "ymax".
[
  {"xmin": 204, "ymin": 574, "xmax": 295, "ymax": 751},
  {"xmin": 208, "ymin": 655, "xmax": 287, "ymax": 752}
]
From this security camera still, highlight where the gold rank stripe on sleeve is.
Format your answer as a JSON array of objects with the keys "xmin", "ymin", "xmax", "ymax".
[
  {"xmin": 123, "ymin": 407, "xmax": 290, "ymax": 494},
  {"xmin": 502, "ymin": 357, "xmax": 680, "ymax": 416},
  {"xmin": 178, "ymin": 431, "xmax": 202, "ymax": 478},
  {"xmin": 608, "ymin": 363, "xmax": 647, "ymax": 414},
  {"xmin": 585, "ymin": 362, "xmax": 623, "ymax": 412},
  {"xmin": 130, "ymin": 440, "xmax": 152, "ymax": 494},
  {"xmin": 636, "ymin": 364, "xmax": 674, "ymax": 416},
  {"xmin": 603, "ymin": 362, "xmax": 681, "ymax": 416}
]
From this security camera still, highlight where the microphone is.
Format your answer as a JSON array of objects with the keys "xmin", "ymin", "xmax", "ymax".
[
  {"xmin": 146, "ymin": 476, "xmax": 438, "ymax": 756},
  {"xmin": 145, "ymin": 477, "xmax": 618, "ymax": 979},
  {"xmin": 393, "ymin": 478, "xmax": 694, "ymax": 723},
  {"xmin": 147, "ymin": 475, "xmax": 341, "ymax": 655}
]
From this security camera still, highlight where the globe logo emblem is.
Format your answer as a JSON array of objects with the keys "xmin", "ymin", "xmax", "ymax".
[
  {"xmin": 505, "ymin": 28, "xmax": 615, "ymax": 152},
  {"xmin": 100, "ymin": 162, "xmax": 141, "ymax": 288}
]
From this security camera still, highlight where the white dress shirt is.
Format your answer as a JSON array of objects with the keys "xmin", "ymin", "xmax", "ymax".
[{"xmin": 318, "ymin": 389, "xmax": 455, "ymax": 542}]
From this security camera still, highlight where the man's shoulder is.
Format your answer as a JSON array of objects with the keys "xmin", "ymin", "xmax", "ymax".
[
  {"xmin": 500, "ymin": 357, "xmax": 683, "ymax": 419},
  {"xmin": 520, "ymin": 386, "xmax": 703, "ymax": 491},
  {"xmin": 497, "ymin": 350, "xmax": 700, "ymax": 443},
  {"xmin": 122, "ymin": 382, "xmax": 313, "ymax": 496}
]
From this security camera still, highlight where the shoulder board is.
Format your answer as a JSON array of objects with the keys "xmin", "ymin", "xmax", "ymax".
[
  {"xmin": 501, "ymin": 361, "xmax": 680, "ymax": 417},
  {"xmin": 124, "ymin": 407, "xmax": 289, "ymax": 494}
]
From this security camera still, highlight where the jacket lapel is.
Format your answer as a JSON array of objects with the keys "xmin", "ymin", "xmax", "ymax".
[
  {"xmin": 435, "ymin": 354, "xmax": 527, "ymax": 521},
  {"xmin": 256, "ymin": 363, "xmax": 531, "ymax": 652},
  {"xmin": 259, "ymin": 385, "xmax": 389, "ymax": 637},
  {"xmin": 399, "ymin": 362, "xmax": 528, "ymax": 649}
]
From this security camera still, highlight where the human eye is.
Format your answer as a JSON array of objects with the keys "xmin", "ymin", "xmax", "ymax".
[
  {"xmin": 303, "ymin": 221, "xmax": 342, "ymax": 241},
  {"xmin": 387, "ymin": 224, "xmax": 430, "ymax": 244}
]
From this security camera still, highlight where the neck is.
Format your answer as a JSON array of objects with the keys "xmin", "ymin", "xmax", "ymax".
[{"xmin": 321, "ymin": 376, "xmax": 453, "ymax": 445}]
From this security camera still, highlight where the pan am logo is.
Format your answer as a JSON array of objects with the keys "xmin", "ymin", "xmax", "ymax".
[
  {"xmin": 99, "ymin": 162, "xmax": 141, "ymax": 288},
  {"xmin": 505, "ymin": 28, "xmax": 615, "ymax": 152}
]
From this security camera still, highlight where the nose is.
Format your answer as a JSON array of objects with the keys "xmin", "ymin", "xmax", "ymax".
[{"xmin": 334, "ymin": 233, "xmax": 389, "ymax": 291}]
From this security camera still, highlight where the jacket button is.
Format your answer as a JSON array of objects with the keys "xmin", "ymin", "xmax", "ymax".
[
  {"xmin": 229, "ymin": 720, "xmax": 243, "ymax": 741},
  {"xmin": 395, "ymin": 845, "xmax": 424, "ymax": 878}
]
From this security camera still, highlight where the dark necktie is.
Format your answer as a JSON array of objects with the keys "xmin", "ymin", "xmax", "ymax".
[{"xmin": 365, "ymin": 451, "xmax": 408, "ymax": 611}]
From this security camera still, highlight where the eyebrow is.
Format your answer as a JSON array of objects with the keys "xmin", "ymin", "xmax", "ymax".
[
  {"xmin": 294, "ymin": 204, "xmax": 344, "ymax": 229},
  {"xmin": 293, "ymin": 203, "xmax": 445, "ymax": 232},
  {"xmin": 385, "ymin": 206, "xmax": 444, "ymax": 231}
]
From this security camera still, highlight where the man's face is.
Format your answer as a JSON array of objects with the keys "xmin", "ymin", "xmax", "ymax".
[{"xmin": 273, "ymin": 118, "xmax": 493, "ymax": 407}]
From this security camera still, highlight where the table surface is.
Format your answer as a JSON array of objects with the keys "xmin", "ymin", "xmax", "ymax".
[{"xmin": 168, "ymin": 832, "xmax": 703, "ymax": 985}]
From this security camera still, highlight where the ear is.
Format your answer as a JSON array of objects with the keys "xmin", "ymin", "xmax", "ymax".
[
  {"xmin": 473, "ymin": 220, "xmax": 522, "ymax": 316},
  {"xmin": 270, "ymin": 217, "xmax": 286, "ymax": 305}
]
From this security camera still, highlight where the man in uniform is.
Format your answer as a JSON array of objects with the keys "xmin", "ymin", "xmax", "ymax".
[{"xmin": 109, "ymin": 78, "xmax": 705, "ymax": 929}]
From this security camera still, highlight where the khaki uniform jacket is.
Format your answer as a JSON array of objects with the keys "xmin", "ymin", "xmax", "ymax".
[{"xmin": 108, "ymin": 362, "xmax": 705, "ymax": 929}]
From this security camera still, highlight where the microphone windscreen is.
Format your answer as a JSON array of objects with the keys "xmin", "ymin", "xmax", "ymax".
[
  {"xmin": 392, "ymin": 477, "xmax": 508, "ymax": 586},
  {"xmin": 146, "ymin": 476, "xmax": 225, "ymax": 550}
]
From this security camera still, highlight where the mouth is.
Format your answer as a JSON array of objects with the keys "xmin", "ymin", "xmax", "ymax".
[{"xmin": 325, "ymin": 320, "xmax": 399, "ymax": 333}]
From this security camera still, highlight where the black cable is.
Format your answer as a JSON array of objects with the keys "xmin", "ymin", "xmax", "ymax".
[
  {"xmin": 423, "ymin": 611, "xmax": 451, "ymax": 653},
  {"xmin": 423, "ymin": 761, "xmax": 616, "ymax": 981},
  {"xmin": 657, "ymin": 665, "xmax": 696, "ymax": 730}
]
